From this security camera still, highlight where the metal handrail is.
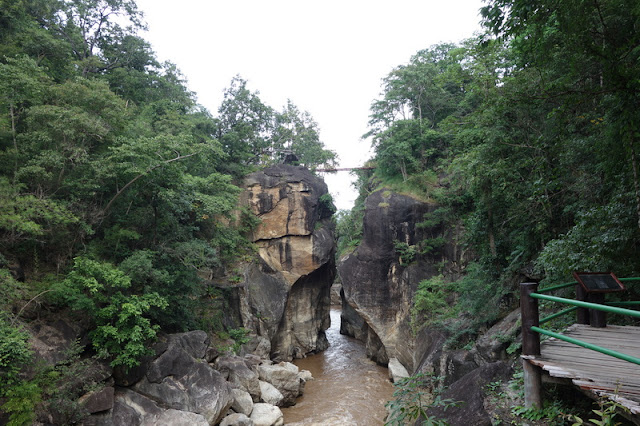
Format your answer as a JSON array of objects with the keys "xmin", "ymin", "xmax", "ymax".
[
  {"xmin": 531, "ymin": 326, "xmax": 640, "ymax": 365},
  {"xmin": 536, "ymin": 281, "xmax": 576, "ymax": 293},
  {"xmin": 606, "ymin": 301, "xmax": 640, "ymax": 307},
  {"xmin": 618, "ymin": 277, "xmax": 640, "ymax": 282},
  {"xmin": 530, "ymin": 293, "xmax": 640, "ymax": 318},
  {"xmin": 539, "ymin": 306, "xmax": 577, "ymax": 324}
]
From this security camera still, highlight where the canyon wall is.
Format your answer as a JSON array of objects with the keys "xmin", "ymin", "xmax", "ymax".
[
  {"xmin": 338, "ymin": 187, "xmax": 516, "ymax": 425},
  {"xmin": 338, "ymin": 189, "xmax": 458, "ymax": 372}
]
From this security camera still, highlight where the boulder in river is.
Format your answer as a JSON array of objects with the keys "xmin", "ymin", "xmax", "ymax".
[
  {"xmin": 259, "ymin": 380, "xmax": 284, "ymax": 406},
  {"xmin": 388, "ymin": 357, "xmax": 409, "ymax": 383},
  {"xmin": 220, "ymin": 412, "xmax": 255, "ymax": 426},
  {"xmin": 250, "ymin": 403, "xmax": 284, "ymax": 426},
  {"xmin": 256, "ymin": 361, "xmax": 305, "ymax": 407}
]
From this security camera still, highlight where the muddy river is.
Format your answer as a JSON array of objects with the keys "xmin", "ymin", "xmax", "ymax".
[{"xmin": 281, "ymin": 309, "xmax": 394, "ymax": 425}]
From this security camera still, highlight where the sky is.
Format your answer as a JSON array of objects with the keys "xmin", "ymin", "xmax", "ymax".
[{"xmin": 135, "ymin": 0, "xmax": 485, "ymax": 210}]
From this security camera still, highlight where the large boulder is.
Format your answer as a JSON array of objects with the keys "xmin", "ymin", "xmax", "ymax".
[
  {"xmin": 222, "ymin": 165, "xmax": 336, "ymax": 362},
  {"xmin": 426, "ymin": 361, "xmax": 513, "ymax": 426},
  {"xmin": 258, "ymin": 380, "xmax": 284, "ymax": 406},
  {"xmin": 215, "ymin": 356, "xmax": 261, "ymax": 402},
  {"xmin": 112, "ymin": 389, "xmax": 163, "ymax": 425},
  {"xmin": 250, "ymin": 403, "xmax": 284, "ymax": 426},
  {"xmin": 167, "ymin": 330, "xmax": 209, "ymax": 359},
  {"xmin": 134, "ymin": 360, "xmax": 232, "ymax": 425},
  {"xmin": 131, "ymin": 333, "xmax": 233, "ymax": 425},
  {"xmin": 83, "ymin": 388, "xmax": 208, "ymax": 426},
  {"xmin": 231, "ymin": 388, "xmax": 254, "ymax": 416},
  {"xmin": 256, "ymin": 362, "xmax": 304, "ymax": 406}
]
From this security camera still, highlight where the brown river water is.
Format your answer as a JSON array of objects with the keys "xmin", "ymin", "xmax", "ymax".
[{"xmin": 281, "ymin": 309, "xmax": 395, "ymax": 425}]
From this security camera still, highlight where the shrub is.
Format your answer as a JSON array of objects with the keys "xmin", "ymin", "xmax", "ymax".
[
  {"xmin": 52, "ymin": 257, "xmax": 168, "ymax": 369},
  {"xmin": 394, "ymin": 241, "xmax": 418, "ymax": 265},
  {"xmin": 385, "ymin": 373, "xmax": 457, "ymax": 426},
  {"xmin": 411, "ymin": 275, "xmax": 456, "ymax": 331},
  {"xmin": 0, "ymin": 315, "xmax": 39, "ymax": 426}
]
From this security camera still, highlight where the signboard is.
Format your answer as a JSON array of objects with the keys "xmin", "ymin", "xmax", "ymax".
[{"xmin": 573, "ymin": 272, "xmax": 625, "ymax": 293}]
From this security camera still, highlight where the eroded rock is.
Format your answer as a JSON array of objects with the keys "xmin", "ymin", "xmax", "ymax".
[
  {"xmin": 339, "ymin": 189, "xmax": 444, "ymax": 371},
  {"xmin": 250, "ymin": 403, "xmax": 284, "ymax": 426},
  {"xmin": 256, "ymin": 362, "xmax": 303, "ymax": 406},
  {"xmin": 226, "ymin": 165, "xmax": 336, "ymax": 362},
  {"xmin": 215, "ymin": 356, "xmax": 261, "ymax": 402},
  {"xmin": 231, "ymin": 388, "xmax": 254, "ymax": 416},
  {"xmin": 220, "ymin": 412, "xmax": 255, "ymax": 426}
]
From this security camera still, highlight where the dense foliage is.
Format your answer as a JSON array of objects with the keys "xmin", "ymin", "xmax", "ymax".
[
  {"xmin": 357, "ymin": 0, "xmax": 640, "ymax": 336},
  {"xmin": 0, "ymin": 0, "xmax": 335, "ymax": 421}
]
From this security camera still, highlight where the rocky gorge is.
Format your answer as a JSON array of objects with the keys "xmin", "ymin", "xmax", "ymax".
[
  {"xmin": 16, "ymin": 165, "xmax": 337, "ymax": 426},
  {"xmin": 15, "ymin": 165, "xmax": 519, "ymax": 426}
]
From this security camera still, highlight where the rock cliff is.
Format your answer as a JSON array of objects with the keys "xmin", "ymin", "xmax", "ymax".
[
  {"xmin": 338, "ymin": 188, "xmax": 471, "ymax": 373},
  {"xmin": 339, "ymin": 187, "xmax": 517, "ymax": 424},
  {"xmin": 233, "ymin": 165, "xmax": 336, "ymax": 361}
]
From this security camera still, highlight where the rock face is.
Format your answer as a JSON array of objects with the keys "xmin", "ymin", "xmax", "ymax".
[
  {"xmin": 83, "ymin": 331, "xmax": 234, "ymax": 426},
  {"xmin": 338, "ymin": 187, "xmax": 521, "ymax": 425},
  {"xmin": 234, "ymin": 165, "xmax": 336, "ymax": 361},
  {"xmin": 339, "ymin": 189, "xmax": 456, "ymax": 371},
  {"xmin": 426, "ymin": 361, "xmax": 513, "ymax": 425},
  {"xmin": 81, "ymin": 333, "xmax": 312, "ymax": 426}
]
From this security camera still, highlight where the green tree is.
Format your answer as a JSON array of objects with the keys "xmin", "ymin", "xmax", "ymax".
[
  {"xmin": 52, "ymin": 257, "xmax": 167, "ymax": 368},
  {"xmin": 272, "ymin": 100, "xmax": 336, "ymax": 169},
  {"xmin": 217, "ymin": 76, "xmax": 274, "ymax": 176}
]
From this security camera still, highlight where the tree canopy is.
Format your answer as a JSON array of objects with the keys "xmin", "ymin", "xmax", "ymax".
[
  {"xmin": 358, "ymin": 0, "xmax": 640, "ymax": 334},
  {"xmin": 0, "ymin": 0, "xmax": 336, "ymax": 390}
]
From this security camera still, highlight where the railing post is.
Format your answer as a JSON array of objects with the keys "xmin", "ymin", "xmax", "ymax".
[
  {"xmin": 588, "ymin": 293, "xmax": 607, "ymax": 327},
  {"xmin": 576, "ymin": 284, "xmax": 590, "ymax": 325},
  {"xmin": 520, "ymin": 282, "xmax": 542, "ymax": 409}
]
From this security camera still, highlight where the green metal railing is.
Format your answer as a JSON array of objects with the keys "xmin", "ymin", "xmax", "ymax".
[
  {"xmin": 538, "ymin": 306, "xmax": 577, "ymax": 325},
  {"xmin": 536, "ymin": 281, "xmax": 576, "ymax": 293},
  {"xmin": 523, "ymin": 277, "xmax": 640, "ymax": 367},
  {"xmin": 531, "ymin": 293, "xmax": 640, "ymax": 319}
]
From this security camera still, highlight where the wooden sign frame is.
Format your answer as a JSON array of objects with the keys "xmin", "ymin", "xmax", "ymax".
[{"xmin": 572, "ymin": 271, "xmax": 625, "ymax": 293}]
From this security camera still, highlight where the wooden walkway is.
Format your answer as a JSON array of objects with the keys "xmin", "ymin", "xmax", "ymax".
[{"xmin": 523, "ymin": 324, "xmax": 640, "ymax": 417}]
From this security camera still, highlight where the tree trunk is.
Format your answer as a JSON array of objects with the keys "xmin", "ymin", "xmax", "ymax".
[{"xmin": 10, "ymin": 105, "xmax": 18, "ymax": 180}]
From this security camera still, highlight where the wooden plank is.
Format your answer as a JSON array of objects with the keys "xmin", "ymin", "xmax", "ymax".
[{"xmin": 532, "ymin": 324, "xmax": 640, "ymax": 419}]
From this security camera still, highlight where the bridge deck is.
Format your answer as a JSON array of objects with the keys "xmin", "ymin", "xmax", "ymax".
[{"xmin": 524, "ymin": 324, "xmax": 640, "ymax": 417}]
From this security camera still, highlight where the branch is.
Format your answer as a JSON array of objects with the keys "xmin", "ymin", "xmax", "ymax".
[
  {"xmin": 11, "ymin": 289, "xmax": 54, "ymax": 327},
  {"xmin": 101, "ymin": 152, "xmax": 197, "ymax": 218}
]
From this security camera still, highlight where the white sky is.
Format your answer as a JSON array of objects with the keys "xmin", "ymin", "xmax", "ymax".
[{"xmin": 135, "ymin": 0, "xmax": 485, "ymax": 210}]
